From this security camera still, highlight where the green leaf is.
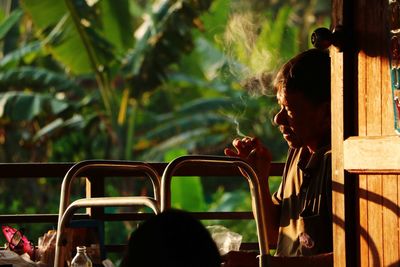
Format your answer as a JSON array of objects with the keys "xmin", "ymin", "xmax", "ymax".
[
  {"xmin": 123, "ymin": 0, "xmax": 212, "ymax": 96},
  {"xmin": 146, "ymin": 113, "xmax": 228, "ymax": 140},
  {"xmin": 258, "ymin": 5, "xmax": 294, "ymax": 61},
  {"xmin": 158, "ymin": 97, "xmax": 236, "ymax": 121},
  {"xmin": 0, "ymin": 41, "xmax": 43, "ymax": 69},
  {"xmin": 200, "ymin": 0, "xmax": 231, "ymax": 43},
  {"xmin": 20, "ymin": 0, "xmax": 116, "ymax": 74},
  {"xmin": 11, "ymin": 93, "xmax": 41, "ymax": 121},
  {"xmin": 194, "ymin": 37, "xmax": 226, "ymax": 80},
  {"xmin": 20, "ymin": 0, "xmax": 92, "ymax": 73},
  {"xmin": 99, "ymin": 0, "xmax": 133, "ymax": 52},
  {"xmin": 33, "ymin": 114, "xmax": 84, "ymax": 142},
  {"xmin": 0, "ymin": 9, "xmax": 23, "ymax": 40},
  {"xmin": 139, "ymin": 128, "xmax": 228, "ymax": 161},
  {"xmin": 0, "ymin": 91, "xmax": 71, "ymax": 121},
  {"xmin": 0, "ymin": 66, "xmax": 82, "ymax": 93}
]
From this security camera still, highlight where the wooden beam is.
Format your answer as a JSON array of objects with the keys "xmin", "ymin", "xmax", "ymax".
[
  {"xmin": 330, "ymin": 45, "xmax": 346, "ymax": 267},
  {"xmin": 344, "ymin": 136, "xmax": 400, "ymax": 173}
]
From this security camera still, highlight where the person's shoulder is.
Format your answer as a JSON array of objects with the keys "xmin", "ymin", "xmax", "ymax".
[
  {"xmin": 314, "ymin": 145, "xmax": 331, "ymax": 159},
  {"xmin": 323, "ymin": 147, "xmax": 331, "ymax": 160}
]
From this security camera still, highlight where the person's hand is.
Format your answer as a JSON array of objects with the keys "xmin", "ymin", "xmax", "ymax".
[
  {"xmin": 221, "ymin": 251, "xmax": 259, "ymax": 267},
  {"xmin": 224, "ymin": 137, "xmax": 272, "ymax": 180}
]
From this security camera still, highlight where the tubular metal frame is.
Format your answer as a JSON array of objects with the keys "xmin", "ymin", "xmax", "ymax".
[
  {"xmin": 55, "ymin": 160, "xmax": 161, "ymax": 267},
  {"xmin": 55, "ymin": 196, "xmax": 160, "ymax": 267},
  {"xmin": 160, "ymin": 155, "xmax": 271, "ymax": 267}
]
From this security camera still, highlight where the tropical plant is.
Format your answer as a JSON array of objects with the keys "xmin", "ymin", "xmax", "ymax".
[
  {"xmin": 0, "ymin": 0, "xmax": 330, "ymax": 163},
  {"xmin": 0, "ymin": 0, "xmax": 330, "ymax": 253}
]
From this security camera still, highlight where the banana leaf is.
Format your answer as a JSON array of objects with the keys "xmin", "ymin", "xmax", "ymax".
[
  {"xmin": 0, "ymin": 41, "xmax": 43, "ymax": 69},
  {"xmin": 157, "ymin": 97, "xmax": 237, "ymax": 121},
  {"xmin": 138, "ymin": 128, "xmax": 228, "ymax": 161},
  {"xmin": 20, "ymin": 0, "xmax": 121, "ymax": 74},
  {"xmin": 0, "ymin": 8, "xmax": 23, "ymax": 40},
  {"xmin": 33, "ymin": 114, "xmax": 84, "ymax": 142},
  {"xmin": 0, "ymin": 66, "xmax": 82, "ymax": 93},
  {"xmin": 0, "ymin": 91, "xmax": 70, "ymax": 121},
  {"xmin": 123, "ymin": 0, "xmax": 212, "ymax": 96},
  {"xmin": 144, "ymin": 113, "xmax": 230, "ymax": 141}
]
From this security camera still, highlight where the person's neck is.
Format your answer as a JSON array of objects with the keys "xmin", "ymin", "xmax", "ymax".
[{"xmin": 306, "ymin": 138, "xmax": 331, "ymax": 154}]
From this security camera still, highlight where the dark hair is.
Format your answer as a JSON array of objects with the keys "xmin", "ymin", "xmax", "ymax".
[
  {"xmin": 273, "ymin": 48, "xmax": 330, "ymax": 104},
  {"xmin": 121, "ymin": 209, "xmax": 221, "ymax": 267}
]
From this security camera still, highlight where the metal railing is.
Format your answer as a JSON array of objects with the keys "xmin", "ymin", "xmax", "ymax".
[{"xmin": 0, "ymin": 160, "xmax": 285, "ymax": 255}]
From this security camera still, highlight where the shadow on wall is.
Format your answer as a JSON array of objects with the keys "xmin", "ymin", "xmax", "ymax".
[{"xmin": 332, "ymin": 180, "xmax": 400, "ymax": 267}]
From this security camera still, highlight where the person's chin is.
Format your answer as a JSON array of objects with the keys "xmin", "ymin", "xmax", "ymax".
[{"xmin": 284, "ymin": 136, "xmax": 302, "ymax": 148}]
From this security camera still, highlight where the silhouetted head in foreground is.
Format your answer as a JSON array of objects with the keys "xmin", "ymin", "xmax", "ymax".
[{"xmin": 121, "ymin": 209, "xmax": 221, "ymax": 267}]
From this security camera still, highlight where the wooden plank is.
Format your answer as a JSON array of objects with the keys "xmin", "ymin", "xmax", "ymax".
[
  {"xmin": 367, "ymin": 56, "xmax": 384, "ymax": 267},
  {"xmin": 381, "ymin": 45, "xmax": 400, "ymax": 267},
  {"xmin": 366, "ymin": 175, "xmax": 383, "ymax": 267},
  {"xmin": 354, "ymin": 2, "xmax": 387, "ymax": 265},
  {"xmin": 381, "ymin": 52, "xmax": 394, "ymax": 136},
  {"xmin": 365, "ymin": 61, "xmax": 382, "ymax": 135},
  {"xmin": 357, "ymin": 52, "xmax": 367, "ymax": 136},
  {"xmin": 358, "ymin": 175, "xmax": 369, "ymax": 266},
  {"xmin": 330, "ymin": 45, "xmax": 346, "ymax": 267},
  {"xmin": 353, "ymin": 1, "xmax": 400, "ymax": 265},
  {"xmin": 398, "ymin": 176, "xmax": 400, "ymax": 265},
  {"xmin": 331, "ymin": 0, "xmax": 343, "ymax": 27},
  {"xmin": 382, "ymin": 175, "xmax": 399, "ymax": 266},
  {"xmin": 356, "ymin": 13, "xmax": 368, "ymax": 266},
  {"xmin": 343, "ymin": 136, "xmax": 400, "ymax": 173},
  {"xmin": 366, "ymin": 5, "xmax": 384, "ymax": 264}
]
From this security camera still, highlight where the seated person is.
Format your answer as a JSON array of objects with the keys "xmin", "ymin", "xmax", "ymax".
[
  {"xmin": 223, "ymin": 49, "xmax": 333, "ymax": 267},
  {"xmin": 120, "ymin": 209, "xmax": 221, "ymax": 267}
]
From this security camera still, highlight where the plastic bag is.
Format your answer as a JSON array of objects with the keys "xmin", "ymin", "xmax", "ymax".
[
  {"xmin": 0, "ymin": 250, "xmax": 37, "ymax": 267},
  {"xmin": 35, "ymin": 230, "xmax": 56, "ymax": 267},
  {"xmin": 207, "ymin": 225, "xmax": 242, "ymax": 255},
  {"xmin": 2, "ymin": 225, "xmax": 35, "ymax": 260}
]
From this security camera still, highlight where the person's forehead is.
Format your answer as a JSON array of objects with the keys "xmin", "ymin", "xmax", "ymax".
[{"xmin": 276, "ymin": 89, "xmax": 307, "ymax": 106}]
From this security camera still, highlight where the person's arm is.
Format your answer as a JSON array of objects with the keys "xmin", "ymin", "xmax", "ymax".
[
  {"xmin": 224, "ymin": 137, "xmax": 280, "ymax": 246},
  {"xmin": 222, "ymin": 251, "xmax": 333, "ymax": 267}
]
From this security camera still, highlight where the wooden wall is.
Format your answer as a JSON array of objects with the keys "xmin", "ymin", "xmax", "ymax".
[
  {"xmin": 332, "ymin": 0, "xmax": 400, "ymax": 266},
  {"xmin": 355, "ymin": 0, "xmax": 399, "ymax": 266}
]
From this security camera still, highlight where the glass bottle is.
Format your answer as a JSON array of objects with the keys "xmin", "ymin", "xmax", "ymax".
[{"xmin": 71, "ymin": 246, "xmax": 93, "ymax": 267}]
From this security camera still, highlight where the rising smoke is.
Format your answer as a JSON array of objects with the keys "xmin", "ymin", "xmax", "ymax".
[{"xmin": 223, "ymin": 11, "xmax": 275, "ymax": 97}]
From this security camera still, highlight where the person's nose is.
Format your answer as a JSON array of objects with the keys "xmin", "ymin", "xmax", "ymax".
[{"xmin": 273, "ymin": 108, "xmax": 287, "ymax": 126}]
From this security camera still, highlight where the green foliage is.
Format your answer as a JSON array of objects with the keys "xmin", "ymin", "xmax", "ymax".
[
  {"xmin": 165, "ymin": 149, "xmax": 207, "ymax": 211},
  {"xmin": 0, "ymin": 66, "xmax": 81, "ymax": 92},
  {"xmin": 0, "ymin": 0, "xmax": 330, "ymax": 253},
  {"xmin": 122, "ymin": 0, "xmax": 212, "ymax": 96},
  {"xmin": 99, "ymin": 0, "xmax": 134, "ymax": 53},
  {"xmin": 206, "ymin": 188, "xmax": 257, "ymax": 241},
  {"xmin": 0, "ymin": 8, "xmax": 22, "ymax": 40},
  {"xmin": 0, "ymin": 91, "xmax": 67, "ymax": 121},
  {"xmin": 20, "ymin": 0, "xmax": 119, "ymax": 75},
  {"xmin": 200, "ymin": 0, "xmax": 231, "ymax": 43},
  {"xmin": 0, "ymin": 41, "xmax": 43, "ymax": 70}
]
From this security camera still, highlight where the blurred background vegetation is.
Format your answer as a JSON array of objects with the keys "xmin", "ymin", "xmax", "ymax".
[{"xmin": 0, "ymin": 0, "xmax": 330, "ymax": 263}]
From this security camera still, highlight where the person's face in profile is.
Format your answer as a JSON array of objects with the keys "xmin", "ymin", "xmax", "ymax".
[{"xmin": 273, "ymin": 88, "xmax": 329, "ymax": 152}]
